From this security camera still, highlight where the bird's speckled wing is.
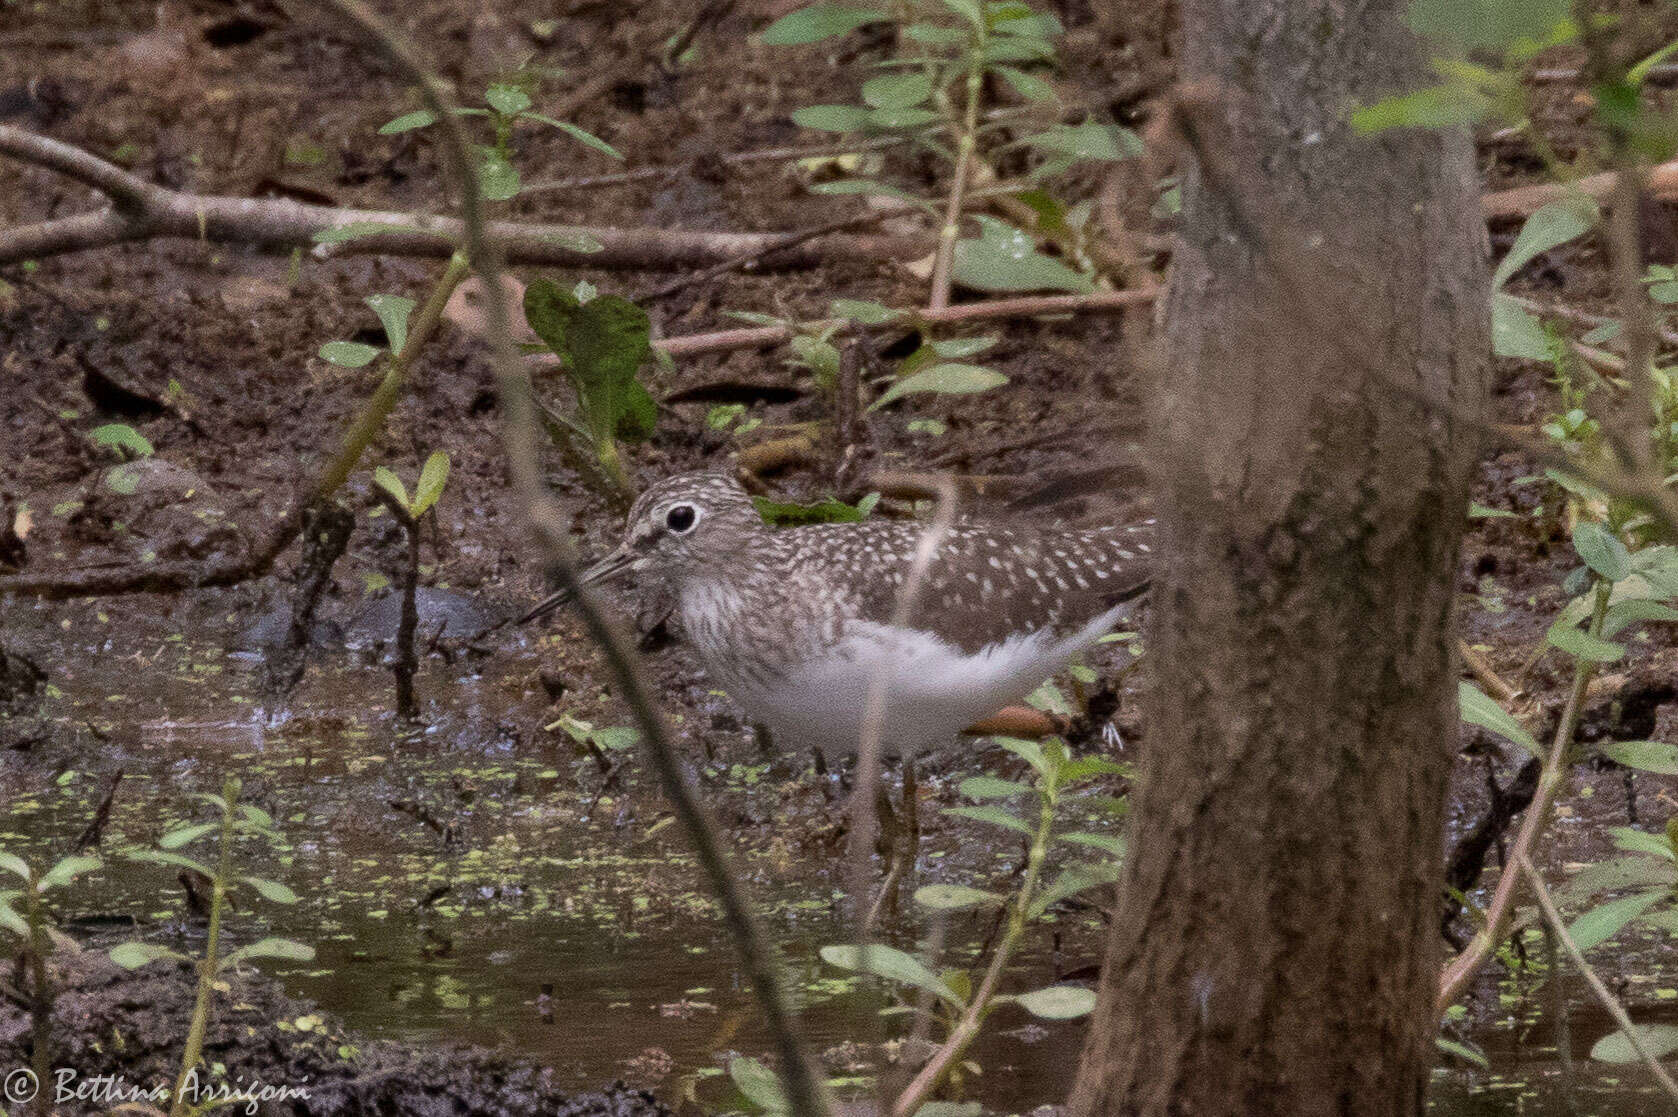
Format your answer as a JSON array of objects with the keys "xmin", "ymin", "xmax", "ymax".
[{"xmin": 788, "ymin": 518, "xmax": 1154, "ymax": 655}]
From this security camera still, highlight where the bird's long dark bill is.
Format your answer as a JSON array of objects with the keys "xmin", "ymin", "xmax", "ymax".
[{"xmin": 517, "ymin": 549, "xmax": 637, "ymax": 625}]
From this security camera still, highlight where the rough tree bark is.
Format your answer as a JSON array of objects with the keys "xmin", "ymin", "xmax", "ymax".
[{"xmin": 1068, "ymin": 1, "xmax": 1489, "ymax": 1114}]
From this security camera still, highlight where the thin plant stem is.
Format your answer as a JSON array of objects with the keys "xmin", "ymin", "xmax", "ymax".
[
  {"xmin": 170, "ymin": 778, "xmax": 238, "ymax": 1117},
  {"xmin": 926, "ymin": 24, "xmax": 985, "ymax": 312},
  {"xmin": 1437, "ymin": 577, "xmax": 1610, "ymax": 1014},
  {"xmin": 1518, "ymin": 854, "xmax": 1678, "ymax": 1104},
  {"xmin": 24, "ymin": 876, "xmax": 50, "ymax": 1117},
  {"xmin": 891, "ymin": 778, "xmax": 1056, "ymax": 1117}
]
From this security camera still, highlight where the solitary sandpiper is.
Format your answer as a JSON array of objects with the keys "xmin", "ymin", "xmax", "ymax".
[{"xmin": 522, "ymin": 471, "xmax": 1153, "ymax": 756}]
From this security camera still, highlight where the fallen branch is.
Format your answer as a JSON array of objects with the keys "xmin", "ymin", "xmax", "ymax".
[
  {"xmin": 0, "ymin": 125, "xmax": 927, "ymax": 270},
  {"xmin": 653, "ymin": 290, "xmax": 1156, "ymax": 358},
  {"xmin": 1481, "ymin": 158, "xmax": 1678, "ymax": 221}
]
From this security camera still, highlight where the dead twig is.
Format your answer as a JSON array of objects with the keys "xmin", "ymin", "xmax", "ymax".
[
  {"xmin": 1481, "ymin": 157, "xmax": 1678, "ymax": 221},
  {"xmin": 637, "ymin": 210, "xmax": 901, "ymax": 301},
  {"xmin": 1519, "ymin": 854, "xmax": 1678, "ymax": 1104},
  {"xmin": 1458, "ymin": 639, "xmax": 1521, "ymax": 704},
  {"xmin": 0, "ymin": 125, "xmax": 926, "ymax": 271},
  {"xmin": 654, "ymin": 290, "xmax": 1157, "ymax": 358}
]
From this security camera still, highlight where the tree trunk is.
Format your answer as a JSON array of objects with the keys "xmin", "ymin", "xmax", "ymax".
[{"xmin": 1068, "ymin": 0, "xmax": 1489, "ymax": 1113}]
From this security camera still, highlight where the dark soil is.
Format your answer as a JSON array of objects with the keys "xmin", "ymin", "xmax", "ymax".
[
  {"xmin": 2, "ymin": 0, "xmax": 1678, "ymax": 1113},
  {"xmin": 1, "ymin": 943, "xmax": 668, "ymax": 1117}
]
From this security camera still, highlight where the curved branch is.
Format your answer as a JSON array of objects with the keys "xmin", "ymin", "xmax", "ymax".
[{"xmin": 0, "ymin": 124, "xmax": 926, "ymax": 271}]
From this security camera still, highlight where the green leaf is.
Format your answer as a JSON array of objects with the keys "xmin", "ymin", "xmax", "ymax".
[
  {"xmin": 820, "ymin": 943, "xmax": 964, "ymax": 1006},
  {"xmin": 951, "ymin": 217, "xmax": 1092, "ymax": 294},
  {"xmin": 1407, "ymin": 0, "xmax": 1572, "ymax": 52},
  {"xmin": 1546, "ymin": 621, "xmax": 1625, "ymax": 663},
  {"xmin": 1566, "ymin": 888, "xmax": 1669, "ymax": 952},
  {"xmin": 220, "ymin": 936, "xmax": 316, "ymax": 970},
  {"xmin": 1059, "ymin": 755, "xmax": 1128, "ymax": 784},
  {"xmin": 760, "ymin": 2, "xmax": 883, "ymax": 45},
  {"xmin": 994, "ymin": 65, "xmax": 1057, "ymax": 103},
  {"xmin": 366, "ymin": 294, "xmax": 416, "ymax": 354},
  {"xmin": 159, "ymin": 822, "xmax": 219, "ymax": 850},
  {"xmin": 996, "ymin": 735, "xmax": 1048, "ymax": 775},
  {"xmin": 129, "ymin": 848, "xmax": 214, "ymax": 877},
  {"xmin": 867, "ymin": 106, "xmax": 941, "ymax": 130},
  {"xmin": 752, "ymin": 494, "xmax": 876, "ymax": 526},
  {"xmin": 544, "ymin": 119, "xmax": 624, "ymax": 161},
  {"xmin": 109, "ymin": 941, "xmax": 191, "ymax": 969},
  {"xmin": 1458, "ymin": 680, "xmax": 1539, "ymax": 757},
  {"xmin": 904, "ymin": 22, "xmax": 967, "ymax": 44},
  {"xmin": 1057, "ymin": 832, "xmax": 1125, "ymax": 857},
  {"xmin": 728, "ymin": 1056, "xmax": 787, "ymax": 1115},
  {"xmin": 37, "ymin": 855, "xmax": 100, "ymax": 891},
  {"xmin": 1435, "ymin": 1036, "xmax": 1490, "ymax": 1069},
  {"xmin": 0, "ymin": 852, "xmax": 30, "ymax": 881},
  {"xmin": 1024, "ymin": 122, "xmax": 1142, "ymax": 164},
  {"xmin": 1012, "ymin": 984, "xmax": 1096, "ymax": 1019},
  {"xmin": 1351, "ymin": 84, "xmax": 1492, "ymax": 133},
  {"xmin": 373, "ymin": 466, "xmax": 410, "ymax": 511},
  {"xmin": 1611, "ymin": 826, "xmax": 1676, "ymax": 859},
  {"xmin": 861, "ymin": 71, "xmax": 933, "ymax": 110},
  {"xmin": 240, "ymin": 876, "xmax": 299, "ymax": 904},
  {"xmin": 830, "ymin": 299, "xmax": 902, "ymax": 325},
  {"xmin": 484, "ymin": 84, "xmax": 531, "ymax": 116},
  {"xmin": 914, "ymin": 884, "xmax": 1005, "ymax": 910},
  {"xmin": 1590, "ymin": 1024, "xmax": 1678, "ymax": 1064},
  {"xmin": 412, "ymin": 451, "xmax": 450, "ymax": 518},
  {"xmin": 869, "ymin": 363, "xmax": 1008, "ymax": 411},
  {"xmin": 1602, "ymin": 599, "xmax": 1678, "ymax": 638},
  {"xmin": 1028, "ymin": 861, "xmax": 1121, "ymax": 917},
  {"xmin": 1493, "ymin": 199, "xmax": 1597, "ymax": 288},
  {"xmin": 0, "ymin": 896, "xmax": 26, "ymax": 937},
  {"xmin": 1600, "ymin": 740, "xmax": 1678, "ymax": 775},
  {"xmin": 1573, "ymin": 521, "xmax": 1630, "ymax": 583},
  {"xmin": 792, "ymin": 104, "xmax": 874, "ymax": 132},
  {"xmin": 1491, "ymin": 292, "xmax": 1554, "ymax": 361},
  {"xmin": 927, "ymin": 335, "xmax": 997, "ymax": 358},
  {"xmin": 939, "ymin": 0, "xmax": 984, "ymax": 25},
  {"xmin": 958, "ymin": 775, "xmax": 1031, "ymax": 799},
  {"xmin": 524, "ymin": 281, "xmax": 652, "ymax": 453},
  {"xmin": 378, "ymin": 110, "xmax": 437, "ymax": 134},
  {"xmin": 1556, "ymin": 856, "xmax": 1678, "ymax": 905},
  {"xmin": 479, "ymin": 149, "xmax": 520, "ymax": 201},
  {"xmin": 944, "ymin": 804, "xmax": 1033, "ymax": 835},
  {"xmin": 89, "ymin": 423, "xmax": 154, "ymax": 459},
  {"xmin": 319, "ymin": 341, "xmax": 381, "ymax": 368}
]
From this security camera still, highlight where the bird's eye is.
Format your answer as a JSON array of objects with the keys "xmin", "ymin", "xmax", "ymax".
[{"xmin": 665, "ymin": 504, "xmax": 698, "ymax": 533}]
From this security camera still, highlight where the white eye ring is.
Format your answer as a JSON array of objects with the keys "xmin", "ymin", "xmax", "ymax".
[{"xmin": 664, "ymin": 503, "xmax": 700, "ymax": 533}]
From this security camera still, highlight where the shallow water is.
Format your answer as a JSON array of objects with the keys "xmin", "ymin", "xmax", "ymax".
[{"xmin": 2, "ymin": 589, "xmax": 1674, "ymax": 1113}]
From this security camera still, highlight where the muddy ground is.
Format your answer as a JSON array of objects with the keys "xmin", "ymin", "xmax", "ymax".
[{"xmin": 1, "ymin": 0, "xmax": 1678, "ymax": 1114}]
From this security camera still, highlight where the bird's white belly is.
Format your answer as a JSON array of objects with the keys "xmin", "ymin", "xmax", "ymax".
[{"xmin": 713, "ymin": 607, "xmax": 1126, "ymax": 757}]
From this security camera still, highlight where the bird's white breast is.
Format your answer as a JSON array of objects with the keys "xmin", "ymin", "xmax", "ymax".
[{"xmin": 705, "ymin": 604, "xmax": 1129, "ymax": 758}]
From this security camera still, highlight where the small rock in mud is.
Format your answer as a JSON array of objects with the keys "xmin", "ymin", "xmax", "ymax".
[
  {"xmin": 232, "ymin": 605, "xmax": 345, "ymax": 654},
  {"xmin": 343, "ymin": 586, "xmax": 503, "ymax": 648}
]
